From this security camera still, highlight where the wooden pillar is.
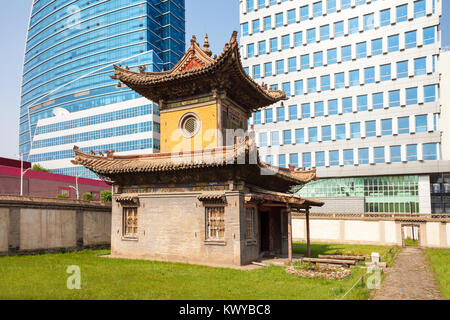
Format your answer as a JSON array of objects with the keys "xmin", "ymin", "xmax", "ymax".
[
  {"xmin": 306, "ymin": 207, "xmax": 311, "ymax": 258},
  {"xmin": 287, "ymin": 210, "xmax": 293, "ymax": 262}
]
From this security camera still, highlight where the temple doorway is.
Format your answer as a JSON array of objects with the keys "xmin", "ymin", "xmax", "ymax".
[
  {"xmin": 402, "ymin": 224, "xmax": 420, "ymax": 247},
  {"xmin": 259, "ymin": 208, "xmax": 283, "ymax": 256}
]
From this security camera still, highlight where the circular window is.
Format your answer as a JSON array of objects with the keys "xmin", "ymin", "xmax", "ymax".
[{"xmin": 179, "ymin": 113, "xmax": 201, "ymax": 138}]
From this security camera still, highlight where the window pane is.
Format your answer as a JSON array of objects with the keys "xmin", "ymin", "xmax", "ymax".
[
  {"xmin": 380, "ymin": 9, "xmax": 390, "ymax": 26},
  {"xmin": 406, "ymin": 87, "xmax": 418, "ymax": 105},
  {"xmin": 356, "ymin": 42, "xmax": 367, "ymax": 59},
  {"xmin": 336, "ymin": 124, "xmax": 346, "ymax": 140},
  {"xmin": 389, "ymin": 90, "xmax": 400, "ymax": 107},
  {"xmin": 288, "ymin": 105, "xmax": 297, "ymax": 120},
  {"xmin": 405, "ymin": 30, "xmax": 417, "ymax": 49},
  {"xmin": 296, "ymin": 129, "xmax": 304, "ymax": 143},
  {"xmin": 359, "ymin": 148, "xmax": 369, "ymax": 164},
  {"xmin": 344, "ymin": 149, "xmax": 354, "ymax": 165},
  {"xmin": 364, "ymin": 14, "xmax": 374, "ymax": 30},
  {"xmin": 322, "ymin": 125, "xmax": 331, "ymax": 141},
  {"xmin": 329, "ymin": 150, "xmax": 339, "ymax": 166},
  {"xmin": 374, "ymin": 147, "xmax": 385, "ymax": 163},
  {"xmin": 373, "ymin": 92, "xmax": 384, "ymax": 109},
  {"xmin": 423, "ymin": 143, "xmax": 437, "ymax": 160},
  {"xmin": 397, "ymin": 61, "xmax": 408, "ymax": 78},
  {"xmin": 316, "ymin": 151, "xmax": 325, "ymax": 167},
  {"xmin": 388, "ymin": 35, "xmax": 399, "ymax": 52},
  {"xmin": 424, "ymin": 85, "xmax": 436, "ymax": 102},
  {"xmin": 390, "ymin": 146, "xmax": 401, "ymax": 163},
  {"xmin": 315, "ymin": 101, "xmax": 324, "ymax": 117},
  {"xmin": 302, "ymin": 103, "xmax": 311, "ymax": 118},
  {"xmin": 366, "ymin": 121, "xmax": 376, "ymax": 137},
  {"xmin": 407, "ymin": 144, "xmax": 418, "ymax": 161},
  {"xmin": 328, "ymin": 99, "xmax": 338, "ymax": 115},
  {"xmin": 343, "ymin": 97, "xmax": 352, "ymax": 113},
  {"xmin": 396, "ymin": 4, "xmax": 408, "ymax": 23},
  {"xmin": 309, "ymin": 127, "xmax": 318, "ymax": 142},
  {"xmin": 415, "ymin": 115, "xmax": 427, "ymax": 132},
  {"xmin": 398, "ymin": 117, "xmax": 410, "ymax": 134},
  {"xmin": 423, "ymin": 26, "xmax": 435, "ymax": 45},
  {"xmin": 351, "ymin": 122, "xmax": 361, "ymax": 138},
  {"xmin": 349, "ymin": 17, "xmax": 358, "ymax": 34},
  {"xmin": 382, "ymin": 119, "xmax": 392, "ymax": 136},
  {"xmin": 327, "ymin": 48, "xmax": 337, "ymax": 64},
  {"xmin": 372, "ymin": 38, "xmax": 382, "ymax": 56},
  {"xmin": 334, "ymin": 21, "xmax": 344, "ymax": 38}
]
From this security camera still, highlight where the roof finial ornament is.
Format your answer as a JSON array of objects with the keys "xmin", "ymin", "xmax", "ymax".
[
  {"xmin": 230, "ymin": 31, "xmax": 238, "ymax": 44},
  {"xmin": 139, "ymin": 65, "xmax": 146, "ymax": 73},
  {"xmin": 191, "ymin": 35, "xmax": 197, "ymax": 46},
  {"xmin": 203, "ymin": 33, "xmax": 212, "ymax": 57}
]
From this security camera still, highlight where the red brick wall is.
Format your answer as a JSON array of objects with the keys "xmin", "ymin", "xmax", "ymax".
[{"xmin": 0, "ymin": 166, "xmax": 110, "ymax": 200}]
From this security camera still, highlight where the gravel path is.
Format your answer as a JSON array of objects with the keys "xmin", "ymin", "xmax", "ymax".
[{"xmin": 373, "ymin": 247, "xmax": 442, "ymax": 300}]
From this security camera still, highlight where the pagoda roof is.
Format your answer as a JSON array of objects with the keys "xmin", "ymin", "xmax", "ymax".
[
  {"xmin": 71, "ymin": 140, "xmax": 318, "ymax": 193},
  {"xmin": 111, "ymin": 32, "xmax": 286, "ymax": 111}
]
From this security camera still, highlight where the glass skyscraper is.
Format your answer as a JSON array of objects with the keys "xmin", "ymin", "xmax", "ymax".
[{"xmin": 20, "ymin": 0, "xmax": 185, "ymax": 178}]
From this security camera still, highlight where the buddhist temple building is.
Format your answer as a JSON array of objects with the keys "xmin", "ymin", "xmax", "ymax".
[{"xmin": 72, "ymin": 32, "xmax": 324, "ymax": 266}]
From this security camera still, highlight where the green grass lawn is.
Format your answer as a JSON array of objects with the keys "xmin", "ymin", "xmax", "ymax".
[
  {"xmin": 425, "ymin": 249, "xmax": 450, "ymax": 300},
  {"xmin": 405, "ymin": 238, "xmax": 419, "ymax": 247},
  {"xmin": 0, "ymin": 243, "xmax": 396, "ymax": 300}
]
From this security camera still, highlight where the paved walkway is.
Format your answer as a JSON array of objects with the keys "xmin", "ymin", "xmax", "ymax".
[{"xmin": 373, "ymin": 247, "xmax": 442, "ymax": 300}]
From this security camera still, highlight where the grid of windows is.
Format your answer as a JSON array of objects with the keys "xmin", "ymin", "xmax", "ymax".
[
  {"xmin": 243, "ymin": 0, "xmax": 441, "ymax": 213},
  {"xmin": 29, "ymin": 139, "xmax": 156, "ymax": 163}
]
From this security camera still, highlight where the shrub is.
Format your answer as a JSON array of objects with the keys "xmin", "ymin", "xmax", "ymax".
[
  {"xmin": 100, "ymin": 190, "xmax": 112, "ymax": 203},
  {"xmin": 82, "ymin": 193, "xmax": 93, "ymax": 201},
  {"xmin": 32, "ymin": 164, "xmax": 50, "ymax": 172},
  {"xmin": 56, "ymin": 194, "xmax": 68, "ymax": 199}
]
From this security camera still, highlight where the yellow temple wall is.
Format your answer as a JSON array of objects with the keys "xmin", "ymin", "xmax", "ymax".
[{"xmin": 160, "ymin": 103, "xmax": 219, "ymax": 153}]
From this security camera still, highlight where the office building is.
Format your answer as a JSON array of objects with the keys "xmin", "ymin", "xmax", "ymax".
[{"xmin": 240, "ymin": 0, "xmax": 446, "ymax": 213}]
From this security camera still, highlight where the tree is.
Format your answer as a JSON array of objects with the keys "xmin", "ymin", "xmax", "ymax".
[
  {"xmin": 100, "ymin": 190, "xmax": 112, "ymax": 203},
  {"xmin": 32, "ymin": 164, "xmax": 50, "ymax": 172},
  {"xmin": 82, "ymin": 193, "xmax": 93, "ymax": 201}
]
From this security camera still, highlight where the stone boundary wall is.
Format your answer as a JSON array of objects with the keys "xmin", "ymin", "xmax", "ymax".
[
  {"xmin": 293, "ymin": 212, "xmax": 450, "ymax": 249},
  {"xmin": 0, "ymin": 195, "xmax": 112, "ymax": 255}
]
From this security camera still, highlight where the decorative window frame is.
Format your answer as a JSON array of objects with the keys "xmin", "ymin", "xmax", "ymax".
[
  {"xmin": 245, "ymin": 204, "xmax": 258, "ymax": 246},
  {"xmin": 117, "ymin": 196, "xmax": 140, "ymax": 241},
  {"xmin": 178, "ymin": 112, "xmax": 202, "ymax": 139},
  {"xmin": 198, "ymin": 193, "xmax": 227, "ymax": 246}
]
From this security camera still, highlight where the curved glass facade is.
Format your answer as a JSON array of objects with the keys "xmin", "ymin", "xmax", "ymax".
[{"xmin": 20, "ymin": 0, "xmax": 185, "ymax": 165}]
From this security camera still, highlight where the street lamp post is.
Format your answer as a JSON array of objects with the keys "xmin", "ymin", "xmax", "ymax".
[
  {"xmin": 69, "ymin": 176, "xmax": 79, "ymax": 200},
  {"xmin": 18, "ymin": 153, "xmax": 31, "ymax": 196}
]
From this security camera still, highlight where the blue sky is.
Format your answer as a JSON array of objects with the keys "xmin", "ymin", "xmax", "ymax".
[{"xmin": 0, "ymin": 1, "xmax": 447, "ymax": 159}]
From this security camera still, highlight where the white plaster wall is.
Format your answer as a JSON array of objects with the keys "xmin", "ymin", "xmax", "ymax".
[
  {"xmin": 440, "ymin": 51, "xmax": 450, "ymax": 160},
  {"xmin": 0, "ymin": 208, "xmax": 8, "ymax": 252},
  {"xmin": 426, "ymin": 222, "xmax": 441, "ymax": 246},
  {"xmin": 447, "ymin": 223, "xmax": 450, "ymax": 247},
  {"xmin": 419, "ymin": 175, "xmax": 432, "ymax": 214},
  {"xmin": 344, "ymin": 220, "xmax": 379, "ymax": 242},
  {"xmin": 20, "ymin": 208, "xmax": 77, "ymax": 250},
  {"xmin": 292, "ymin": 218, "xmax": 305, "ymax": 239},
  {"xmin": 384, "ymin": 221, "xmax": 397, "ymax": 244},
  {"xmin": 310, "ymin": 219, "xmax": 340, "ymax": 240}
]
